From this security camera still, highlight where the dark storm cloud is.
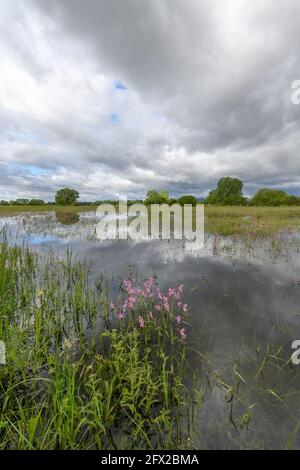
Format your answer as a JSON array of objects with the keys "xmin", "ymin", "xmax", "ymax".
[
  {"xmin": 1, "ymin": 0, "xmax": 300, "ymax": 198},
  {"xmin": 34, "ymin": 1, "xmax": 300, "ymax": 142}
]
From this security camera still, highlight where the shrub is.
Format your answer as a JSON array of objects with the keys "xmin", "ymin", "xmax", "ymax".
[
  {"xmin": 144, "ymin": 190, "xmax": 170, "ymax": 205},
  {"xmin": 250, "ymin": 189, "xmax": 299, "ymax": 206},
  {"xmin": 28, "ymin": 199, "xmax": 45, "ymax": 206},
  {"xmin": 177, "ymin": 195, "xmax": 198, "ymax": 205}
]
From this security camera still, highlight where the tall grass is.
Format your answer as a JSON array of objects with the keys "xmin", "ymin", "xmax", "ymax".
[{"xmin": 0, "ymin": 243, "xmax": 198, "ymax": 449}]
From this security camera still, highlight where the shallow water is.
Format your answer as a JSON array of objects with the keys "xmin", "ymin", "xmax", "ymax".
[{"xmin": 1, "ymin": 211, "xmax": 300, "ymax": 449}]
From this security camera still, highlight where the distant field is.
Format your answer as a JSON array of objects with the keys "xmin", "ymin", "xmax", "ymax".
[
  {"xmin": 204, "ymin": 205, "xmax": 300, "ymax": 236},
  {"xmin": 0, "ymin": 204, "xmax": 300, "ymax": 236},
  {"xmin": 0, "ymin": 205, "xmax": 98, "ymax": 215}
]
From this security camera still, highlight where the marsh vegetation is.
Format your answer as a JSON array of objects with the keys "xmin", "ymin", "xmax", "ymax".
[{"xmin": 0, "ymin": 207, "xmax": 300, "ymax": 449}]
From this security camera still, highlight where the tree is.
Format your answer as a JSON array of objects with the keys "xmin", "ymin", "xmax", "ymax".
[
  {"xmin": 28, "ymin": 199, "xmax": 45, "ymax": 206},
  {"xmin": 250, "ymin": 188, "xmax": 299, "ymax": 206},
  {"xmin": 205, "ymin": 189, "xmax": 218, "ymax": 205},
  {"xmin": 13, "ymin": 199, "xmax": 29, "ymax": 205},
  {"xmin": 144, "ymin": 190, "xmax": 170, "ymax": 204},
  {"xmin": 286, "ymin": 195, "xmax": 300, "ymax": 206},
  {"xmin": 177, "ymin": 195, "xmax": 198, "ymax": 205},
  {"xmin": 55, "ymin": 188, "xmax": 79, "ymax": 206},
  {"xmin": 205, "ymin": 177, "xmax": 246, "ymax": 205}
]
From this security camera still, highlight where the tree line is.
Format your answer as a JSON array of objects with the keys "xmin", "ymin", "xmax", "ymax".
[
  {"xmin": 1, "ymin": 180, "xmax": 299, "ymax": 207},
  {"xmin": 205, "ymin": 177, "xmax": 300, "ymax": 206},
  {"xmin": 140, "ymin": 181, "xmax": 300, "ymax": 206}
]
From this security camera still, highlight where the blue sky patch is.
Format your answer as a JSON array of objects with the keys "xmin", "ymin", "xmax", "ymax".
[
  {"xmin": 110, "ymin": 113, "xmax": 120, "ymax": 123},
  {"xmin": 114, "ymin": 80, "xmax": 127, "ymax": 91}
]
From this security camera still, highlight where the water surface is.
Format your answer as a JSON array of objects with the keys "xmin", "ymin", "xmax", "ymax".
[{"xmin": 1, "ymin": 211, "xmax": 300, "ymax": 449}]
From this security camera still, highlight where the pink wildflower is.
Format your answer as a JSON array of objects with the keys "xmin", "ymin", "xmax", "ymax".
[
  {"xmin": 122, "ymin": 279, "xmax": 132, "ymax": 289},
  {"xmin": 143, "ymin": 277, "xmax": 155, "ymax": 291},
  {"xmin": 123, "ymin": 296, "xmax": 137, "ymax": 311},
  {"xmin": 178, "ymin": 327, "xmax": 187, "ymax": 340},
  {"xmin": 138, "ymin": 315, "xmax": 145, "ymax": 328},
  {"xmin": 168, "ymin": 287, "xmax": 176, "ymax": 297},
  {"xmin": 128, "ymin": 287, "xmax": 141, "ymax": 296},
  {"xmin": 116, "ymin": 311, "xmax": 125, "ymax": 320},
  {"xmin": 175, "ymin": 315, "xmax": 182, "ymax": 324},
  {"xmin": 142, "ymin": 283, "xmax": 154, "ymax": 298},
  {"xmin": 177, "ymin": 301, "xmax": 188, "ymax": 312},
  {"xmin": 157, "ymin": 291, "xmax": 163, "ymax": 300},
  {"xmin": 174, "ymin": 284, "xmax": 184, "ymax": 300}
]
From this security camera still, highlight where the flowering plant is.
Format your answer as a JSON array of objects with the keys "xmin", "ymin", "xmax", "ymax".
[{"xmin": 110, "ymin": 277, "xmax": 188, "ymax": 342}]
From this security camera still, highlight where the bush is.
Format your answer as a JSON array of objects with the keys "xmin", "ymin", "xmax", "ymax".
[
  {"xmin": 144, "ymin": 190, "xmax": 170, "ymax": 205},
  {"xmin": 11, "ymin": 199, "xmax": 29, "ymax": 206},
  {"xmin": 250, "ymin": 189, "xmax": 300, "ymax": 206},
  {"xmin": 168, "ymin": 198, "xmax": 178, "ymax": 205},
  {"xmin": 286, "ymin": 195, "xmax": 300, "ymax": 206},
  {"xmin": 28, "ymin": 199, "xmax": 45, "ymax": 206},
  {"xmin": 177, "ymin": 195, "xmax": 198, "ymax": 205}
]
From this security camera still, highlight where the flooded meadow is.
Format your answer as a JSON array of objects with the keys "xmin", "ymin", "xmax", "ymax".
[{"xmin": 0, "ymin": 210, "xmax": 300, "ymax": 449}]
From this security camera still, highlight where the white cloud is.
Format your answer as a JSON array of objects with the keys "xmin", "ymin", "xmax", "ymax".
[{"xmin": 0, "ymin": 0, "xmax": 300, "ymax": 199}]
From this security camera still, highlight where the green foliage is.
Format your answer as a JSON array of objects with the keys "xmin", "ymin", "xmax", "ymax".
[
  {"xmin": 28, "ymin": 199, "xmax": 45, "ymax": 206},
  {"xmin": 168, "ymin": 198, "xmax": 178, "ymax": 205},
  {"xmin": 205, "ymin": 178, "xmax": 300, "ymax": 207},
  {"xmin": 0, "ymin": 199, "xmax": 45, "ymax": 206},
  {"xmin": 250, "ymin": 188, "xmax": 300, "ymax": 206},
  {"xmin": 205, "ymin": 177, "xmax": 247, "ymax": 206},
  {"xmin": 11, "ymin": 199, "xmax": 30, "ymax": 206},
  {"xmin": 177, "ymin": 195, "xmax": 198, "ymax": 206},
  {"xmin": 205, "ymin": 189, "xmax": 217, "ymax": 205},
  {"xmin": 94, "ymin": 200, "xmax": 118, "ymax": 206},
  {"xmin": 286, "ymin": 195, "xmax": 300, "ymax": 206},
  {"xmin": 0, "ymin": 244, "xmax": 195, "ymax": 449},
  {"xmin": 144, "ymin": 190, "xmax": 170, "ymax": 205},
  {"xmin": 55, "ymin": 188, "xmax": 79, "ymax": 206},
  {"xmin": 127, "ymin": 199, "xmax": 143, "ymax": 206}
]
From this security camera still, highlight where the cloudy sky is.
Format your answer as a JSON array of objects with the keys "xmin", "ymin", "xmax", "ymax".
[{"xmin": 1, "ymin": 0, "xmax": 300, "ymax": 201}]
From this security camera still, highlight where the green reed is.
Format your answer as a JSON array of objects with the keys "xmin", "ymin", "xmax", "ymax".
[{"xmin": 0, "ymin": 242, "xmax": 197, "ymax": 450}]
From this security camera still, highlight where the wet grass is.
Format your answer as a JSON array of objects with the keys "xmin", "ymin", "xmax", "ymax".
[
  {"xmin": 202, "ymin": 342, "xmax": 300, "ymax": 449},
  {"xmin": 0, "ymin": 243, "xmax": 200, "ymax": 450},
  {"xmin": 0, "ymin": 233, "xmax": 300, "ymax": 448},
  {"xmin": 0, "ymin": 205, "xmax": 98, "ymax": 216},
  {"xmin": 1, "ymin": 205, "xmax": 300, "ymax": 237},
  {"xmin": 204, "ymin": 206, "xmax": 300, "ymax": 237}
]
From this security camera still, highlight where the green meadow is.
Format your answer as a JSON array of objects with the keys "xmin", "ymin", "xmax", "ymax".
[{"xmin": 1, "ymin": 205, "xmax": 300, "ymax": 237}]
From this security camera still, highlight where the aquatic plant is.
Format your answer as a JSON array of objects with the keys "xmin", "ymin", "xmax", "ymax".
[
  {"xmin": 110, "ymin": 277, "xmax": 188, "ymax": 344},
  {"xmin": 0, "ymin": 243, "xmax": 195, "ymax": 449}
]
